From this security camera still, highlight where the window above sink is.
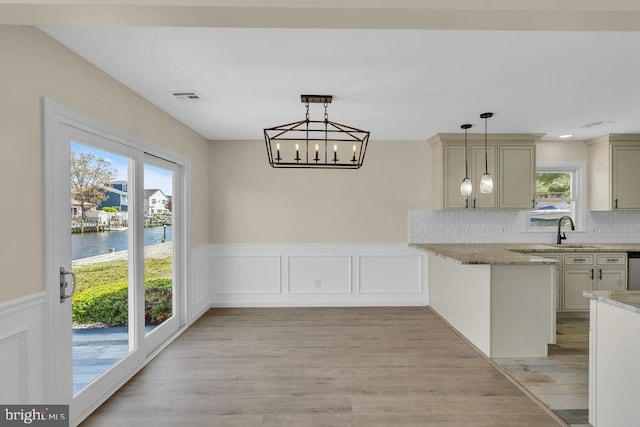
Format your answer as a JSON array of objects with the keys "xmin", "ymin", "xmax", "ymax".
[{"xmin": 527, "ymin": 162, "xmax": 587, "ymax": 233}]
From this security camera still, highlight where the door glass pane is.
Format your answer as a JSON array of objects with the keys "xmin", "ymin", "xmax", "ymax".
[
  {"xmin": 143, "ymin": 162, "xmax": 174, "ymax": 334},
  {"xmin": 70, "ymin": 142, "xmax": 133, "ymax": 394}
]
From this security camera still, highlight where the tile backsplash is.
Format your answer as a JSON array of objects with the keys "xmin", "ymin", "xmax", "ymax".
[{"xmin": 409, "ymin": 210, "xmax": 640, "ymax": 244}]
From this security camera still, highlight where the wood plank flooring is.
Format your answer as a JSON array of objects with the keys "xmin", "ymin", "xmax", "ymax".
[{"xmin": 80, "ymin": 307, "xmax": 562, "ymax": 426}]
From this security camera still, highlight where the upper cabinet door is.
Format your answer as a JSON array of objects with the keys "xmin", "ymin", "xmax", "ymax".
[
  {"xmin": 471, "ymin": 144, "xmax": 497, "ymax": 209},
  {"xmin": 612, "ymin": 146, "xmax": 640, "ymax": 209},
  {"xmin": 442, "ymin": 144, "xmax": 468, "ymax": 209},
  {"xmin": 430, "ymin": 133, "xmax": 540, "ymax": 211},
  {"xmin": 499, "ymin": 145, "xmax": 535, "ymax": 210}
]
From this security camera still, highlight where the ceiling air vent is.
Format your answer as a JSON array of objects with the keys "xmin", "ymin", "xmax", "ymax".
[
  {"xmin": 579, "ymin": 121, "xmax": 612, "ymax": 128},
  {"xmin": 172, "ymin": 91, "xmax": 205, "ymax": 103}
]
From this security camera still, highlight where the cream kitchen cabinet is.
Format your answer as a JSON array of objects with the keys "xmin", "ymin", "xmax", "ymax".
[
  {"xmin": 430, "ymin": 133, "xmax": 541, "ymax": 210},
  {"xmin": 434, "ymin": 142, "xmax": 497, "ymax": 210},
  {"xmin": 439, "ymin": 144, "xmax": 467, "ymax": 209},
  {"xmin": 595, "ymin": 254, "xmax": 627, "ymax": 292},
  {"xmin": 498, "ymin": 145, "xmax": 535, "ymax": 210},
  {"xmin": 563, "ymin": 253, "xmax": 627, "ymax": 311},
  {"xmin": 470, "ymin": 144, "xmax": 498, "ymax": 209},
  {"xmin": 587, "ymin": 134, "xmax": 640, "ymax": 210},
  {"xmin": 564, "ymin": 267, "xmax": 593, "ymax": 311}
]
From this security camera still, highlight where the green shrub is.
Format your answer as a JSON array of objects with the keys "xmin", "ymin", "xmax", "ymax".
[
  {"xmin": 72, "ymin": 278, "xmax": 172, "ymax": 326},
  {"xmin": 144, "ymin": 278, "xmax": 173, "ymax": 325},
  {"xmin": 72, "ymin": 281, "xmax": 129, "ymax": 326}
]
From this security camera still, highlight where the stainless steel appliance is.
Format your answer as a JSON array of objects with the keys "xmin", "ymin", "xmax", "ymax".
[{"xmin": 628, "ymin": 252, "xmax": 640, "ymax": 290}]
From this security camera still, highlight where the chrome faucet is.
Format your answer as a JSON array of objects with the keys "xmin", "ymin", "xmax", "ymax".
[{"xmin": 556, "ymin": 216, "xmax": 575, "ymax": 244}]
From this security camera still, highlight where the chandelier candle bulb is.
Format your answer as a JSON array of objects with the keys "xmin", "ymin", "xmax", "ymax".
[
  {"xmin": 276, "ymin": 143, "xmax": 281, "ymax": 161},
  {"xmin": 352, "ymin": 144, "xmax": 357, "ymax": 162},
  {"xmin": 333, "ymin": 144, "xmax": 338, "ymax": 162},
  {"xmin": 314, "ymin": 144, "xmax": 320, "ymax": 162},
  {"xmin": 295, "ymin": 143, "xmax": 300, "ymax": 162}
]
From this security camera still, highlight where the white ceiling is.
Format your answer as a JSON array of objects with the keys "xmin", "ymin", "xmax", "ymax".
[{"xmin": 40, "ymin": 26, "xmax": 640, "ymax": 141}]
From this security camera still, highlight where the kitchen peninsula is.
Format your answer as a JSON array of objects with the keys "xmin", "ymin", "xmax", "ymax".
[
  {"xmin": 584, "ymin": 290, "xmax": 640, "ymax": 427},
  {"xmin": 411, "ymin": 244, "xmax": 557, "ymax": 358}
]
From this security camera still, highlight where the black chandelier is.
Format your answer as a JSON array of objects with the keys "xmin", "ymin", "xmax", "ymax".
[{"xmin": 264, "ymin": 95, "xmax": 370, "ymax": 169}]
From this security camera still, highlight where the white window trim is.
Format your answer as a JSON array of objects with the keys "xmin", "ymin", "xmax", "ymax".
[{"xmin": 526, "ymin": 161, "xmax": 587, "ymax": 232}]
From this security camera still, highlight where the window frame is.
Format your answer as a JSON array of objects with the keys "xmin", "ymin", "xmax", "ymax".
[{"xmin": 527, "ymin": 161, "xmax": 587, "ymax": 232}]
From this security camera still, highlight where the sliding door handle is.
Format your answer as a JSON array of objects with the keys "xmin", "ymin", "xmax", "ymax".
[{"xmin": 60, "ymin": 267, "xmax": 77, "ymax": 303}]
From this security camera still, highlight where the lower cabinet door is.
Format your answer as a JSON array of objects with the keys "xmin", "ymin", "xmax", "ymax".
[
  {"xmin": 596, "ymin": 268, "xmax": 627, "ymax": 291},
  {"xmin": 563, "ymin": 268, "xmax": 592, "ymax": 311}
]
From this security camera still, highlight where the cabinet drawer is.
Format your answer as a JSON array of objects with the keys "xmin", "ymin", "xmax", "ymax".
[
  {"xmin": 526, "ymin": 253, "xmax": 562, "ymax": 265},
  {"xmin": 596, "ymin": 254, "xmax": 627, "ymax": 266},
  {"xmin": 564, "ymin": 254, "xmax": 594, "ymax": 265}
]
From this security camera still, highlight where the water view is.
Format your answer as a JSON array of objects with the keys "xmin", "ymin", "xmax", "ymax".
[{"xmin": 72, "ymin": 225, "xmax": 173, "ymax": 260}]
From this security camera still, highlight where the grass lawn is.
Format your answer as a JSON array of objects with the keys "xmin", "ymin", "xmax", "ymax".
[
  {"xmin": 73, "ymin": 257, "xmax": 172, "ymax": 291},
  {"xmin": 72, "ymin": 257, "xmax": 173, "ymax": 326}
]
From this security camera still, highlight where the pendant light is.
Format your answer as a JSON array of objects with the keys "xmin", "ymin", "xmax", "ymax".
[
  {"xmin": 460, "ymin": 124, "xmax": 472, "ymax": 197},
  {"xmin": 479, "ymin": 112, "xmax": 494, "ymax": 194}
]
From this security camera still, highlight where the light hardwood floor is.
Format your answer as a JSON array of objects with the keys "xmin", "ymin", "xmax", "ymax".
[{"xmin": 81, "ymin": 307, "xmax": 563, "ymax": 426}]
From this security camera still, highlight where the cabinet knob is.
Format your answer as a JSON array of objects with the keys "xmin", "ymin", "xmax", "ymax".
[
  {"xmin": 465, "ymin": 198, "xmax": 469, "ymax": 209},
  {"xmin": 598, "ymin": 269, "xmax": 602, "ymax": 280},
  {"xmin": 590, "ymin": 269, "xmax": 594, "ymax": 280},
  {"xmin": 614, "ymin": 198, "xmax": 618, "ymax": 209},
  {"xmin": 473, "ymin": 198, "xmax": 476, "ymax": 209}
]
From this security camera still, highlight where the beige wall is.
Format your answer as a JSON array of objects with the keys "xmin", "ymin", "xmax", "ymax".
[
  {"xmin": 536, "ymin": 139, "xmax": 589, "ymax": 163},
  {"xmin": 209, "ymin": 140, "xmax": 430, "ymax": 243},
  {"xmin": 0, "ymin": 23, "xmax": 592, "ymax": 303},
  {"xmin": 0, "ymin": 26, "xmax": 210, "ymax": 303}
]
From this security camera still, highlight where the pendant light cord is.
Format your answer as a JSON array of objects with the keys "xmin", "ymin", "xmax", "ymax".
[
  {"xmin": 465, "ymin": 128, "xmax": 469, "ymax": 178},
  {"xmin": 484, "ymin": 115, "xmax": 488, "ymax": 173},
  {"xmin": 461, "ymin": 124, "xmax": 471, "ymax": 178}
]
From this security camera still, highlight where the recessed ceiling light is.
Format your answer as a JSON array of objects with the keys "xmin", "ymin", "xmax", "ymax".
[{"xmin": 559, "ymin": 134, "xmax": 573, "ymax": 139}]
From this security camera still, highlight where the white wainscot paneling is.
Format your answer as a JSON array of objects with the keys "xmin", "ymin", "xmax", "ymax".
[
  {"xmin": 359, "ymin": 255, "xmax": 422, "ymax": 293},
  {"xmin": 289, "ymin": 255, "xmax": 351, "ymax": 294},
  {"xmin": 209, "ymin": 244, "xmax": 427, "ymax": 307},
  {"xmin": 0, "ymin": 292, "xmax": 46, "ymax": 404},
  {"xmin": 216, "ymin": 255, "xmax": 281, "ymax": 294},
  {"xmin": 189, "ymin": 246, "xmax": 211, "ymax": 323},
  {"xmin": 0, "ymin": 331, "xmax": 26, "ymax": 403}
]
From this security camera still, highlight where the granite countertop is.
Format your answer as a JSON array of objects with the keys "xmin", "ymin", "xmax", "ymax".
[
  {"xmin": 584, "ymin": 290, "xmax": 640, "ymax": 315},
  {"xmin": 409, "ymin": 243, "xmax": 640, "ymax": 265}
]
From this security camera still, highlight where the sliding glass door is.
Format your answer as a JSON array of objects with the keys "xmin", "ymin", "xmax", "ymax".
[{"xmin": 45, "ymin": 101, "xmax": 186, "ymax": 424}]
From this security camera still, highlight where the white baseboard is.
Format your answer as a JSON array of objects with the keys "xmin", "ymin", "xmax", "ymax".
[
  {"xmin": 209, "ymin": 243, "xmax": 428, "ymax": 307},
  {"xmin": 0, "ymin": 292, "xmax": 46, "ymax": 404}
]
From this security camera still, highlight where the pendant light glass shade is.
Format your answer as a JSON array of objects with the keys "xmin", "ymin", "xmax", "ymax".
[
  {"xmin": 461, "ymin": 177, "xmax": 473, "ymax": 196},
  {"xmin": 480, "ymin": 173, "xmax": 493, "ymax": 193},
  {"xmin": 479, "ymin": 112, "xmax": 494, "ymax": 194},
  {"xmin": 460, "ymin": 124, "xmax": 472, "ymax": 197}
]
